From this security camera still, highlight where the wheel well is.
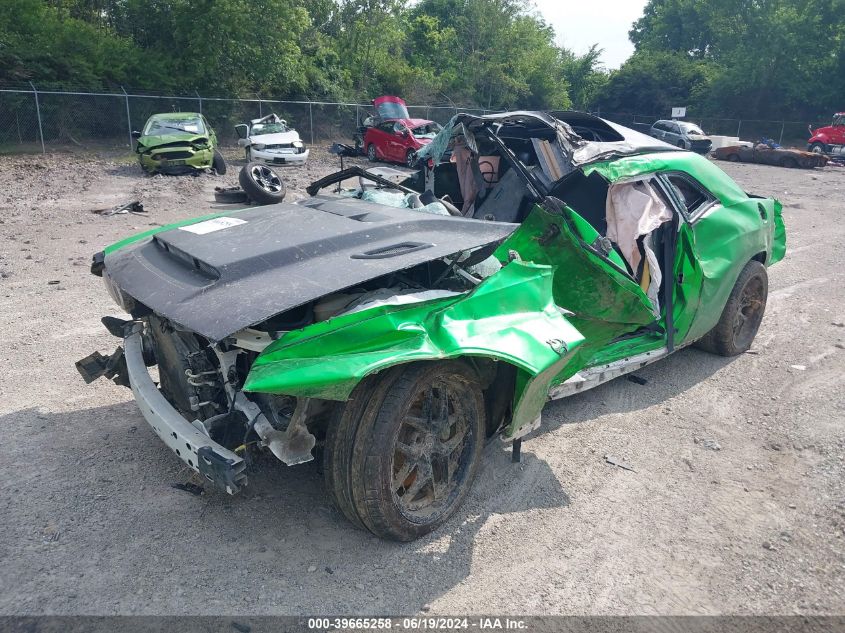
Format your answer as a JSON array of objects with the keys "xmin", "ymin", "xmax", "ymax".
[
  {"xmin": 465, "ymin": 358, "xmax": 519, "ymax": 437},
  {"xmin": 752, "ymin": 251, "xmax": 767, "ymax": 265}
]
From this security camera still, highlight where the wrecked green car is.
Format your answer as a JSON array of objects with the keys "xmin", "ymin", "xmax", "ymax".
[
  {"xmin": 78, "ymin": 111, "xmax": 785, "ymax": 541},
  {"xmin": 133, "ymin": 112, "xmax": 226, "ymax": 175}
]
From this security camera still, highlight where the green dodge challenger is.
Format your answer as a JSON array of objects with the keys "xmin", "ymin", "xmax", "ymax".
[{"xmin": 79, "ymin": 111, "xmax": 785, "ymax": 541}]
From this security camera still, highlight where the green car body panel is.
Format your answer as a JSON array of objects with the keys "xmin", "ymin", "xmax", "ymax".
[
  {"xmin": 104, "ymin": 150, "xmax": 785, "ymax": 439},
  {"xmin": 135, "ymin": 112, "xmax": 219, "ymax": 174}
]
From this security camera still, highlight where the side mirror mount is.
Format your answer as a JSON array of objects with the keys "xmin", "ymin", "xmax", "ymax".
[
  {"xmin": 235, "ymin": 124, "xmax": 249, "ymax": 140},
  {"xmin": 131, "ymin": 131, "xmax": 141, "ymax": 139}
]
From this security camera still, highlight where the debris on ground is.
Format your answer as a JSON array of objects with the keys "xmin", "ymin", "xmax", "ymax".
[
  {"xmin": 605, "ymin": 454, "xmax": 635, "ymax": 471},
  {"xmin": 790, "ymin": 364, "xmax": 807, "ymax": 370},
  {"xmin": 92, "ymin": 200, "xmax": 146, "ymax": 216},
  {"xmin": 695, "ymin": 438, "xmax": 722, "ymax": 451}
]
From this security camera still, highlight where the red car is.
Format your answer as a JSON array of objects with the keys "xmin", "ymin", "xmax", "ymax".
[{"xmin": 361, "ymin": 96, "xmax": 442, "ymax": 167}]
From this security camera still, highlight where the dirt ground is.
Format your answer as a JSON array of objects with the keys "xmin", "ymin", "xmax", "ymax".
[{"xmin": 0, "ymin": 146, "xmax": 843, "ymax": 616}]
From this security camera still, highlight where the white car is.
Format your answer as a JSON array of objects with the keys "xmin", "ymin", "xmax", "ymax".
[{"xmin": 235, "ymin": 114, "xmax": 309, "ymax": 166}]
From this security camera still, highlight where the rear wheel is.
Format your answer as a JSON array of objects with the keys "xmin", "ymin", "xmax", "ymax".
[
  {"xmin": 325, "ymin": 362, "xmax": 486, "ymax": 541},
  {"xmin": 695, "ymin": 260, "xmax": 768, "ymax": 356},
  {"xmin": 367, "ymin": 144, "xmax": 377, "ymax": 162},
  {"xmin": 727, "ymin": 153, "xmax": 741, "ymax": 162}
]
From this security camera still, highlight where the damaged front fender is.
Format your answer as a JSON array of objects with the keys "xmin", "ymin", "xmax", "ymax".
[{"xmin": 243, "ymin": 260, "xmax": 585, "ymax": 438}]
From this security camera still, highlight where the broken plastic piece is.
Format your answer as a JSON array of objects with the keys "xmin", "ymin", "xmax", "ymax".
[{"xmin": 605, "ymin": 454, "xmax": 635, "ymax": 471}]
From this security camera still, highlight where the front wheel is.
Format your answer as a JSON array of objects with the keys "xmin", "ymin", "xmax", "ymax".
[
  {"xmin": 809, "ymin": 142, "xmax": 827, "ymax": 154},
  {"xmin": 367, "ymin": 144, "xmax": 377, "ymax": 162},
  {"xmin": 695, "ymin": 260, "xmax": 768, "ymax": 356},
  {"xmin": 325, "ymin": 362, "xmax": 486, "ymax": 541},
  {"xmin": 405, "ymin": 149, "xmax": 417, "ymax": 167},
  {"xmin": 212, "ymin": 149, "xmax": 227, "ymax": 175}
]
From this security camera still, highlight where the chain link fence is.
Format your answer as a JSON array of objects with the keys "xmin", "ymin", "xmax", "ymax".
[
  {"xmin": 598, "ymin": 112, "xmax": 827, "ymax": 149},
  {"xmin": 0, "ymin": 87, "xmax": 829, "ymax": 154},
  {"xmin": 0, "ymin": 87, "xmax": 497, "ymax": 154}
]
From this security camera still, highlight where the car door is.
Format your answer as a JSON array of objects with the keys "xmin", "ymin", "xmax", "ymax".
[
  {"xmin": 659, "ymin": 171, "xmax": 757, "ymax": 344},
  {"xmin": 497, "ymin": 198, "xmax": 658, "ymax": 348},
  {"xmin": 651, "ymin": 121, "xmax": 666, "ymax": 141},
  {"xmin": 388, "ymin": 122, "xmax": 409, "ymax": 161},
  {"xmin": 666, "ymin": 122, "xmax": 682, "ymax": 147}
]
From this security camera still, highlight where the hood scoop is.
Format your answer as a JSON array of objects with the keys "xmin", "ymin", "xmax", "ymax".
[{"xmin": 104, "ymin": 197, "xmax": 517, "ymax": 341}]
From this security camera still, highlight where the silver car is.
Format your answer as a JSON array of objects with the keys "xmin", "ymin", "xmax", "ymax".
[{"xmin": 650, "ymin": 120, "xmax": 712, "ymax": 153}]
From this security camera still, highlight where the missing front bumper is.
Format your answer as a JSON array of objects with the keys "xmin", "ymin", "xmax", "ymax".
[{"xmin": 121, "ymin": 325, "xmax": 247, "ymax": 494}]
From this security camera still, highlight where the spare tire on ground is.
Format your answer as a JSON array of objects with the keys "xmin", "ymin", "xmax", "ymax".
[
  {"xmin": 239, "ymin": 162, "xmax": 286, "ymax": 205},
  {"xmin": 213, "ymin": 186, "xmax": 249, "ymax": 204}
]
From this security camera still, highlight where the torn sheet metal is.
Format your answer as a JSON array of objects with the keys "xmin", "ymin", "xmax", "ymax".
[{"xmin": 244, "ymin": 259, "xmax": 586, "ymax": 437}]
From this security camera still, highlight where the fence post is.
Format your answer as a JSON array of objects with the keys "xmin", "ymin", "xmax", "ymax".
[
  {"xmin": 778, "ymin": 122, "xmax": 785, "ymax": 146},
  {"xmin": 736, "ymin": 120, "xmax": 742, "ymax": 139},
  {"xmin": 195, "ymin": 90, "xmax": 202, "ymax": 114},
  {"xmin": 121, "ymin": 86, "xmax": 133, "ymax": 148},
  {"xmin": 29, "ymin": 81, "xmax": 45, "ymax": 154},
  {"xmin": 309, "ymin": 102, "xmax": 314, "ymax": 145},
  {"xmin": 258, "ymin": 98, "xmax": 262, "ymax": 117}
]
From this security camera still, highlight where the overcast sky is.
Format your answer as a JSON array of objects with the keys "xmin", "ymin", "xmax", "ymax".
[{"xmin": 532, "ymin": 0, "xmax": 650, "ymax": 69}]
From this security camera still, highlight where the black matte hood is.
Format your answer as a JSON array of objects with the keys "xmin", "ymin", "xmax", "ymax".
[{"xmin": 103, "ymin": 196, "xmax": 517, "ymax": 341}]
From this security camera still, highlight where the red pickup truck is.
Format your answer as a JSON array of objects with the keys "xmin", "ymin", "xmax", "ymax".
[{"xmin": 808, "ymin": 113, "xmax": 845, "ymax": 156}]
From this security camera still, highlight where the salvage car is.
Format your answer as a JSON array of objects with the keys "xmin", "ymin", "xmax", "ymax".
[
  {"xmin": 649, "ymin": 120, "xmax": 712, "ymax": 153},
  {"xmin": 713, "ymin": 142, "xmax": 828, "ymax": 168},
  {"xmin": 133, "ymin": 112, "xmax": 226, "ymax": 175},
  {"xmin": 235, "ymin": 114, "xmax": 309, "ymax": 166},
  {"xmin": 78, "ymin": 111, "xmax": 785, "ymax": 541},
  {"xmin": 353, "ymin": 95, "xmax": 411, "ymax": 153},
  {"xmin": 364, "ymin": 118, "xmax": 442, "ymax": 166}
]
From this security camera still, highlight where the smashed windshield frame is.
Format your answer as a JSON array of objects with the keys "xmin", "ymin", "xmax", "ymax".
[
  {"xmin": 377, "ymin": 101, "xmax": 410, "ymax": 120},
  {"xmin": 144, "ymin": 117, "xmax": 205, "ymax": 136},
  {"xmin": 411, "ymin": 122, "xmax": 442, "ymax": 139},
  {"xmin": 250, "ymin": 122, "xmax": 290, "ymax": 136},
  {"xmin": 679, "ymin": 122, "xmax": 706, "ymax": 135}
]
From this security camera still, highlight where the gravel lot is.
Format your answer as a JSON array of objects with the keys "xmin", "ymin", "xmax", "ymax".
[{"xmin": 0, "ymin": 147, "xmax": 843, "ymax": 616}]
